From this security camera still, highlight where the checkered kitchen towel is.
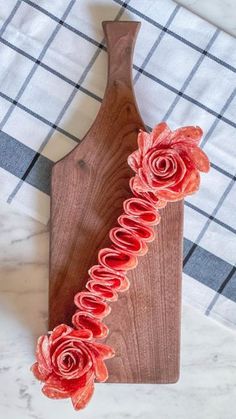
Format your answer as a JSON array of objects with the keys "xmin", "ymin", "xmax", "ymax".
[{"xmin": 0, "ymin": 0, "xmax": 235, "ymax": 330}]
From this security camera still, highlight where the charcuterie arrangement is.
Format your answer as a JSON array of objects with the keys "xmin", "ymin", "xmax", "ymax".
[{"xmin": 31, "ymin": 122, "xmax": 210, "ymax": 410}]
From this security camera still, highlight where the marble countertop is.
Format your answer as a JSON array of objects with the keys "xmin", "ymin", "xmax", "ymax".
[{"xmin": 0, "ymin": 1, "xmax": 236, "ymax": 418}]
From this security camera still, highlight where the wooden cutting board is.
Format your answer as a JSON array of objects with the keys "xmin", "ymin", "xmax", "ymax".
[{"xmin": 49, "ymin": 21, "xmax": 183, "ymax": 384}]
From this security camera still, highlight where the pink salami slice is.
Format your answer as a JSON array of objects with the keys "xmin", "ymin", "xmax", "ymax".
[
  {"xmin": 98, "ymin": 247, "xmax": 138, "ymax": 271},
  {"xmin": 117, "ymin": 214, "xmax": 155, "ymax": 242},
  {"xmin": 123, "ymin": 197, "xmax": 161, "ymax": 225},
  {"xmin": 72, "ymin": 311, "xmax": 109, "ymax": 339},
  {"xmin": 74, "ymin": 292, "xmax": 111, "ymax": 319},
  {"xmin": 89, "ymin": 265, "xmax": 130, "ymax": 292},
  {"xmin": 109, "ymin": 227, "xmax": 148, "ymax": 256}
]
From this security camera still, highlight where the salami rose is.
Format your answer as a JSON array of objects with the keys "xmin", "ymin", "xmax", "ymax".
[
  {"xmin": 128, "ymin": 123, "xmax": 210, "ymax": 201},
  {"xmin": 31, "ymin": 324, "xmax": 114, "ymax": 410}
]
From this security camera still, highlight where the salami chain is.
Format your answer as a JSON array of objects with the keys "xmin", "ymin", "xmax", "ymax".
[{"xmin": 31, "ymin": 123, "xmax": 210, "ymax": 410}]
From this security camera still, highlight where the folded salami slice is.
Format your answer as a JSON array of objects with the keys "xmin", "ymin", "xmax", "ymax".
[
  {"xmin": 89, "ymin": 265, "xmax": 130, "ymax": 292},
  {"xmin": 117, "ymin": 214, "xmax": 155, "ymax": 242},
  {"xmin": 72, "ymin": 311, "xmax": 109, "ymax": 339},
  {"xmin": 123, "ymin": 197, "xmax": 161, "ymax": 225},
  {"xmin": 86, "ymin": 280, "xmax": 118, "ymax": 301},
  {"xmin": 109, "ymin": 227, "xmax": 148, "ymax": 256},
  {"xmin": 98, "ymin": 247, "xmax": 138, "ymax": 271},
  {"xmin": 74, "ymin": 292, "xmax": 111, "ymax": 319},
  {"xmin": 129, "ymin": 177, "xmax": 167, "ymax": 209}
]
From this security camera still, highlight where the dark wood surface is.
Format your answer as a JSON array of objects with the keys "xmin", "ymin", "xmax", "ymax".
[{"xmin": 49, "ymin": 21, "xmax": 183, "ymax": 383}]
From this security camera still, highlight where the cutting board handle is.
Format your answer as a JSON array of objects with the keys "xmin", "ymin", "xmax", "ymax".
[{"xmin": 103, "ymin": 21, "xmax": 140, "ymax": 87}]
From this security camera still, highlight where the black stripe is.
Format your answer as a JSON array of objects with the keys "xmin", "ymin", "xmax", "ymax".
[
  {"xmin": 134, "ymin": 65, "xmax": 236, "ymax": 129},
  {"xmin": 183, "ymin": 238, "xmax": 236, "ymax": 302},
  {"xmin": 184, "ymin": 172, "xmax": 236, "ymax": 266},
  {"xmin": 205, "ymin": 264, "xmax": 236, "ymax": 314},
  {"xmin": 0, "ymin": 91, "xmax": 80, "ymax": 142},
  {"xmin": 21, "ymin": 152, "xmax": 40, "ymax": 181},
  {"xmin": 210, "ymin": 162, "xmax": 234, "ymax": 179},
  {"xmin": 0, "ymin": 37, "xmax": 102, "ymax": 103},
  {"xmin": 216, "ymin": 265, "xmax": 236, "ymax": 295},
  {"xmin": 4, "ymin": 3, "xmax": 229, "ymax": 129},
  {"xmin": 113, "ymin": 0, "xmax": 236, "ymax": 74},
  {"xmin": 184, "ymin": 201, "xmax": 236, "ymax": 235},
  {"xmin": 22, "ymin": 0, "xmax": 236, "ymax": 75},
  {"xmin": 22, "ymin": 0, "xmax": 107, "ymax": 51},
  {"xmin": 183, "ymin": 242, "xmax": 197, "ymax": 266},
  {"xmin": 5, "ymin": 0, "xmax": 131, "ymax": 202},
  {"xmin": 0, "ymin": 131, "xmax": 53, "ymax": 194},
  {"xmin": 1, "ymin": 36, "xmax": 235, "ymax": 131},
  {"xmin": 134, "ymin": 4, "xmax": 180, "ymax": 84},
  {"xmin": 0, "ymin": 8, "xmax": 234, "ymax": 184}
]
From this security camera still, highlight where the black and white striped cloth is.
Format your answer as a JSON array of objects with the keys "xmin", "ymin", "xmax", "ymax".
[{"xmin": 0, "ymin": 0, "xmax": 235, "ymax": 330}]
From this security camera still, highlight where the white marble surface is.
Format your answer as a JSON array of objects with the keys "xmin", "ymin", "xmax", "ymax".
[
  {"xmin": 0, "ymin": 203, "xmax": 236, "ymax": 419},
  {"xmin": 176, "ymin": 0, "xmax": 236, "ymax": 36},
  {"xmin": 1, "ymin": 1, "xmax": 236, "ymax": 418}
]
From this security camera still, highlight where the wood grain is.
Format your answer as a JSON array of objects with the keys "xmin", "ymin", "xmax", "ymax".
[{"xmin": 49, "ymin": 21, "xmax": 183, "ymax": 384}]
